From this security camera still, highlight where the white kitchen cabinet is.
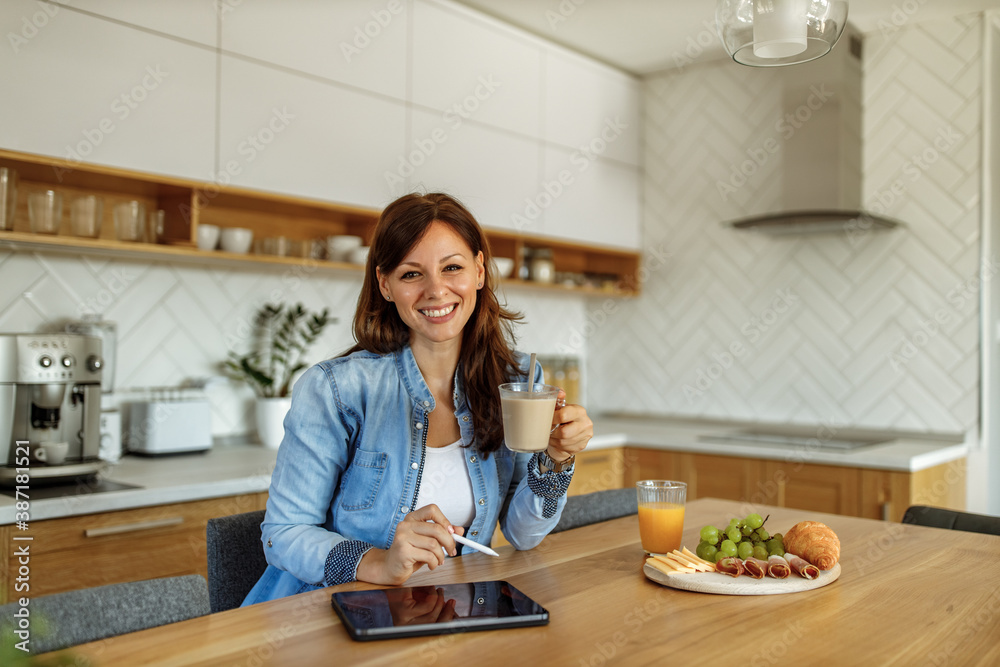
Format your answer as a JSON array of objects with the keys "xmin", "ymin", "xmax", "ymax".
[
  {"xmin": 412, "ymin": 0, "xmax": 543, "ymax": 139},
  {"xmin": 0, "ymin": 0, "xmax": 216, "ymax": 181},
  {"xmin": 541, "ymin": 146, "xmax": 641, "ymax": 250},
  {"xmin": 218, "ymin": 55, "xmax": 407, "ymax": 209},
  {"xmin": 59, "ymin": 0, "xmax": 219, "ymax": 47},
  {"xmin": 543, "ymin": 50, "xmax": 641, "ymax": 167},
  {"xmin": 408, "ymin": 109, "xmax": 542, "ymax": 234},
  {"xmin": 220, "ymin": 0, "xmax": 408, "ymax": 100}
]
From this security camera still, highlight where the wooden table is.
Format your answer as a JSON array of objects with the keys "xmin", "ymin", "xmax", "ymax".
[{"xmin": 44, "ymin": 498, "xmax": 1000, "ymax": 665}]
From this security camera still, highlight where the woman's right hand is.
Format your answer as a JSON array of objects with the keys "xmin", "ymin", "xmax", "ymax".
[{"xmin": 355, "ymin": 504, "xmax": 461, "ymax": 586}]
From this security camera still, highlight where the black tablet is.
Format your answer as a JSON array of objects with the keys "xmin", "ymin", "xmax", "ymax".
[{"xmin": 331, "ymin": 580, "xmax": 549, "ymax": 641}]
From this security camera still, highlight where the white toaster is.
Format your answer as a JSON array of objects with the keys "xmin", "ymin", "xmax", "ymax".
[{"xmin": 126, "ymin": 399, "xmax": 212, "ymax": 455}]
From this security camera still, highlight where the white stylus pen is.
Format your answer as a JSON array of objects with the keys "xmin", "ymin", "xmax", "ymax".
[{"xmin": 445, "ymin": 533, "xmax": 500, "ymax": 558}]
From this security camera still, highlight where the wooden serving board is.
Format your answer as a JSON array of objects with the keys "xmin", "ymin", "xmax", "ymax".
[{"xmin": 643, "ymin": 562, "xmax": 841, "ymax": 595}]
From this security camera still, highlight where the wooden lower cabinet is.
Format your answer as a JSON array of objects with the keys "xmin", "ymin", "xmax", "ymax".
[
  {"xmin": 0, "ymin": 491, "xmax": 267, "ymax": 604},
  {"xmin": 568, "ymin": 447, "xmax": 627, "ymax": 496},
  {"xmin": 619, "ymin": 447, "xmax": 966, "ymax": 523}
]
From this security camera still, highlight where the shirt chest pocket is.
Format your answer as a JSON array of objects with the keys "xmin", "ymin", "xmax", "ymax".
[{"xmin": 338, "ymin": 450, "xmax": 389, "ymax": 511}]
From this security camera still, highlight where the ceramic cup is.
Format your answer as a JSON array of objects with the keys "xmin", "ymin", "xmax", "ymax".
[
  {"xmin": 31, "ymin": 441, "xmax": 69, "ymax": 465},
  {"xmin": 197, "ymin": 224, "xmax": 220, "ymax": 250},
  {"xmin": 220, "ymin": 227, "xmax": 253, "ymax": 254}
]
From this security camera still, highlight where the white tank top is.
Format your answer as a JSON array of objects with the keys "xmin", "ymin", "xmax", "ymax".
[{"xmin": 414, "ymin": 439, "xmax": 476, "ymax": 528}]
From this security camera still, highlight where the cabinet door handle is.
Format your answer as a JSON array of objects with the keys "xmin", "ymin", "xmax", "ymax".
[
  {"xmin": 881, "ymin": 502, "xmax": 890, "ymax": 522},
  {"xmin": 84, "ymin": 516, "xmax": 185, "ymax": 537}
]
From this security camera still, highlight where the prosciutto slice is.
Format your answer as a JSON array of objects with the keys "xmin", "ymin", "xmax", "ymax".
[
  {"xmin": 767, "ymin": 555, "xmax": 790, "ymax": 579},
  {"xmin": 715, "ymin": 556, "xmax": 744, "ymax": 578},
  {"xmin": 743, "ymin": 557, "xmax": 768, "ymax": 579},
  {"xmin": 784, "ymin": 552, "xmax": 820, "ymax": 580}
]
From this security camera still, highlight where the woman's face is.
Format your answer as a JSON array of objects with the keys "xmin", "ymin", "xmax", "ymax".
[{"xmin": 377, "ymin": 221, "xmax": 485, "ymax": 350}]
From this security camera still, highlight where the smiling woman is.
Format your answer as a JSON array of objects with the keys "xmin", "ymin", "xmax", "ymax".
[{"xmin": 242, "ymin": 192, "xmax": 594, "ymax": 606}]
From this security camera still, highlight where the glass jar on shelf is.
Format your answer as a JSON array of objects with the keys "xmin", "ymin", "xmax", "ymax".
[{"xmin": 529, "ymin": 248, "xmax": 555, "ymax": 283}]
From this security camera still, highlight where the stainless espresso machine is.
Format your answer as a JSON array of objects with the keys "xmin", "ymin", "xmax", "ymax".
[{"xmin": 0, "ymin": 333, "xmax": 104, "ymax": 484}]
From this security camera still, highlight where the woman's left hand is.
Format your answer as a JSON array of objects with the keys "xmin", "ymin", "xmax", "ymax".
[{"xmin": 546, "ymin": 389, "xmax": 592, "ymax": 463}]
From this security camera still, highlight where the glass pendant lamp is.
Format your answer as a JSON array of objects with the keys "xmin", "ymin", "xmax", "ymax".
[{"xmin": 716, "ymin": 0, "xmax": 849, "ymax": 66}]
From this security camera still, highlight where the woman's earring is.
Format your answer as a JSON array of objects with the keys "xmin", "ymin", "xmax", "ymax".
[{"xmin": 477, "ymin": 282, "xmax": 483, "ymax": 289}]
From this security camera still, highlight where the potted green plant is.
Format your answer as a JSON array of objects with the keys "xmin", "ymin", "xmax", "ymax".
[{"xmin": 225, "ymin": 302, "xmax": 333, "ymax": 448}]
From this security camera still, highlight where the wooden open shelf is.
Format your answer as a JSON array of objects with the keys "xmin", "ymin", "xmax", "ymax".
[{"xmin": 0, "ymin": 149, "xmax": 641, "ymax": 295}]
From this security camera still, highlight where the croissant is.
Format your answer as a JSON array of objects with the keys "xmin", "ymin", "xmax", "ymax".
[{"xmin": 783, "ymin": 521, "xmax": 840, "ymax": 570}]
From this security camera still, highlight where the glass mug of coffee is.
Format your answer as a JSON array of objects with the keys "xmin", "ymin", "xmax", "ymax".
[{"xmin": 499, "ymin": 382, "xmax": 559, "ymax": 452}]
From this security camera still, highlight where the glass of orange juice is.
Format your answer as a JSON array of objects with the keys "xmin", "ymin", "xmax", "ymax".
[{"xmin": 636, "ymin": 480, "xmax": 686, "ymax": 555}]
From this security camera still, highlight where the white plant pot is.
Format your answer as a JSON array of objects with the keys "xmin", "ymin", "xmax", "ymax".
[{"xmin": 256, "ymin": 397, "xmax": 292, "ymax": 449}]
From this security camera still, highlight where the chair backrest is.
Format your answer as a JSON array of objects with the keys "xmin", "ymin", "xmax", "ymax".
[
  {"xmin": 901, "ymin": 505, "xmax": 1000, "ymax": 536},
  {"xmin": 0, "ymin": 574, "xmax": 209, "ymax": 655},
  {"xmin": 205, "ymin": 509, "xmax": 268, "ymax": 613},
  {"xmin": 552, "ymin": 487, "xmax": 638, "ymax": 533}
]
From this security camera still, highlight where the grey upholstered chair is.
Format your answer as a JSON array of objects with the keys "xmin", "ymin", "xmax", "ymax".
[
  {"xmin": 0, "ymin": 574, "xmax": 209, "ymax": 655},
  {"xmin": 205, "ymin": 508, "xmax": 268, "ymax": 613},
  {"xmin": 552, "ymin": 487, "xmax": 638, "ymax": 533},
  {"xmin": 902, "ymin": 505, "xmax": 1000, "ymax": 536}
]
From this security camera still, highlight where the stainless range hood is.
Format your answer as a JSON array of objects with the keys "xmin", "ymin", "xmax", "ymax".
[{"xmin": 726, "ymin": 29, "xmax": 903, "ymax": 236}]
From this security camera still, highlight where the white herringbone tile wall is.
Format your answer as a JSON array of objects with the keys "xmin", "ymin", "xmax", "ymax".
[
  {"xmin": 590, "ymin": 15, "xmax": 983, "ymax": 433},
  {"xmin": 0, "ymin": 249, "xmax": 585, "ymax": 437}
]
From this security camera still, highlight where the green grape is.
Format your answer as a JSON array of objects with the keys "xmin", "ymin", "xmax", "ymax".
[
  {"xmin": 752, "ymin": 544, "xmax": 768, "ymax": 560},
  {"xmin": 737, "ymin": 542, "xmax": 754, "ymax": 560},
  {"xmin": 729, "ymin": 518, "xmax": 740, "ymax": 527},
  {"xmin": 765, "ymin": 538, "xmax": 782, "ymax": 553},
  {"xmin": 700, "ymin": 525, "xmax": 720, "ymax": 544},
  {"xmin": 745, "ymin": 513, "xmax": 764, "ymax": 529},
  {"xmin": 741, "ymin": 525, "xmax": 753, "ymax": 537},
  {"xmin": 719, "ymin": 540, "xmax": 738, "ymax": 558},
  {"xmin": 755, "ymin": 528, "xmax": 770, "ymax": 542},
  {"xmin": 726, "ymin": 526, "xmax": 741, "ymax": 542},
  {"xmin": 697, "ymin": 542, "xmax": 718, "ymax": 562},
  {"xmin": 770, "ymin": 546, "xmax": 785, "ymax": 558}
]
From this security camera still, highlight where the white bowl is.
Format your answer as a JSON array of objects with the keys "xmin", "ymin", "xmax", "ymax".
[
  {"xmin": 197, "ymin": 224, "xmax": 220, "ymax": 251},
  {"xmin": 326, "ymin": 235, "xmax": 363, "ymax": 262},
  {"xmin": 493, "ymin": 257, "xmax": 514, "ymax": 278},
  {"xmin": 221, "ymin": 227, "xmax": 254, "ymax": 254}
]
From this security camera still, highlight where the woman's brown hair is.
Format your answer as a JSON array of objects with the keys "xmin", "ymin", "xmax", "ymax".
[{"xmin": 346, "ymin": 192, "xmax": 523, "ymax": 456}]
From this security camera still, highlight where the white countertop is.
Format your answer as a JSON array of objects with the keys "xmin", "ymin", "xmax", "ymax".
[
  {"xmin": 0, "ymin": 415, "xmax": 967, "ymax": 524},
  {"xmin": 587, "ymin": 415, "xmax": 968, "ymax": 473}
]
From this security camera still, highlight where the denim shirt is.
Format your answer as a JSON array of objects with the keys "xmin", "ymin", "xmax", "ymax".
[{"xmin": 242, "ymin": 344, "xmax": 573, "ymax": 606}]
